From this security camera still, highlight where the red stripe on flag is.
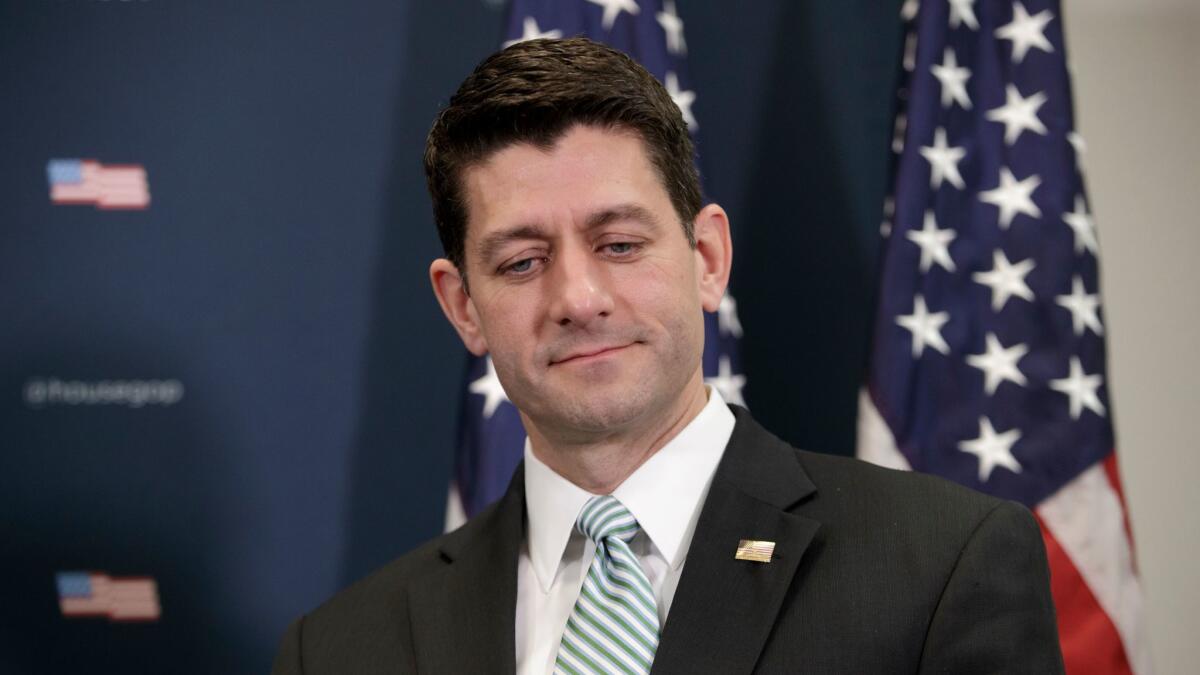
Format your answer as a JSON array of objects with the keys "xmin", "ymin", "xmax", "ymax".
[
  {"xmin": 1037, "ymin": 516, "xmax": 1134, "ymax": 675},
  {"xmin": 1101, "ymin": 453, "xmax": 1139, "ymax": 575},
  {"xmin": 97, "ymin": 198, "xmax": 150, "ymax": 210},
  {"xmin": 60, "ymin": 598, "xmax": 108, "ymax": 616},
  {"xmin": 1101, "ymin": 453, "xmax": 1127, "ymax": 512}
]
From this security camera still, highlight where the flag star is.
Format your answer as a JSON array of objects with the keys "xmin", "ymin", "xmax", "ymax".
[
  {"xmin": 470, "ymin": 356, "xmax": 510, "ymax": 418},
  {"xmin": 906, "ymin": 210, "xmax": 958, "ymax": 273},
  {"xmin": 1050, "ymin": 356, "xmax": 1107, "ymax": 419},
  {"xmin": 947, "ymin": 0, "xmax": 979, "ymax": 30},
  {"xmin": 1056, "ymin": 275, "xmax": 1104, "ymax": 336},
  {"xmin": 896, "ymin": 294, "xmax": 951, "ymax": 357},
  {"xmin": 587, "ymin": 0, "xmax": 640, "ymax": 31},
  {"xmin": 892, "ymin": 112, "xmax": 908, "ymax": 154},
  {"xmin": 502, "ymin": 16, "xmax": 563, "ymax": 48},
  {"xmin": 978, "ymin": 167, "xmax": 1042, "ymax": 228},
  {"xmin": 656, "ymin": 0, "xmax": 687, "ymax": 55},
  {"xmin": 664, "ymin": 71, "xmax": 697, "ymax": 130},
  {"xmin": 920, "ymin": 127, "xmax": 967, "ymax": 189},
  {"xmin": 718, "ymin": 293, "xmax": 744, "ymax": 338},
  {"xmin": 706, "ymin": 355, "xmax": 747, "ymax": 407},
  {"xmin": 931, "ymin": 47, "xmax": 972, "ymax": 110},
  {"xmin": 1068, "ymin": 131, "xmax": 1087, "ymax": 156},
  {"xmin": 986, "ymin": 84, "xmax": 1049, "ymax": 145},
  {"xmin": 958, "ymin": 416, "xmax": 1023, "ymax": 482},
  {"xmin": 995, "ymin": 1, "xmax": 1055, "ymax": 64},
  {"xmin": 1068, "ymin": 131, "xmax": 1087, "ymax": 171},
  {"xmin": 966, "ymin": 333, "xmax": 1029, "ymax": 395},
  {"xmin": 903, "ymin": 31, "xmax": 918, "ymax": 72},
  {"xmin": 971, "ymin": 249, "xmax": 1036, "ymax": 311},
  {"xmin": 1062, "ymin": 195, "xmax": 1099, "ymax": 255}
]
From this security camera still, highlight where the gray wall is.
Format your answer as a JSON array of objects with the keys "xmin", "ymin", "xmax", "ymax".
[{"xmin": 1065, "ymin": 1, "xmax": 1200, "ymax": 672}]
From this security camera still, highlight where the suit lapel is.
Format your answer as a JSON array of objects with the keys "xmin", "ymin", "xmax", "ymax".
[
  {"xmin": 651, "ymin": 407, "xmax": 820, "ymax": 674},
  {"xmin": 407, "ymin": 469, "xmax": 525, "ymax": 674}
]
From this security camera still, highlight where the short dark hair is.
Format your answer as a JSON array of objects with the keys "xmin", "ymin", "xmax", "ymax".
[{"xmin": 424, "ymin": 37, "xmax": 702, "ymax": 273}]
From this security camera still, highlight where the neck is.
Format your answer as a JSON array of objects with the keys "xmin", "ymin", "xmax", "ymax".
[{"xmin": 523, "ymin": 373, "xmax": 709, "ymax": 494}]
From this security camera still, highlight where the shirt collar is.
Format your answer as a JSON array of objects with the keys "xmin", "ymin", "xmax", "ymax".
[
  {"xmin": 523, "ymin": 388, "xmax": 736, "ymax": 592},
  {"xmin": 523, "ymin": 439, "xmax": 594, "ymax": 593}
]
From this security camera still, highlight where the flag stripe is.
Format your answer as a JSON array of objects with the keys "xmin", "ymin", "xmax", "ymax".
[
  {"xmin": 1101, "ymin": 453, "xmax": 1137, "ymax": 562},
  {"xmin": 1038, "ymin": 519, "xmax": 1135, "ymax": 674},
  {"xmin": 856, "ymin": 389, "xmax": 914, "ymax": 471},
  {"xmin": 60, "ymin": 599, "xmax": 108, "ymax": 615},
  {"xmin": 1036, "ymin": 463, "xmax": 1150, "ymax": 675}
]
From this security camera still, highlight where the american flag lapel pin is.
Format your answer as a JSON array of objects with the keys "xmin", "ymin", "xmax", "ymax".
[{"xmin": 734, "ymin": 539, "xmax": 775, "ymax": 563}]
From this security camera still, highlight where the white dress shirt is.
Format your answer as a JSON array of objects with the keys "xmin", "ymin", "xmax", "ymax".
[{"xmin": 514, "ymin": 389, "xmax": 736, "ymax": 675}]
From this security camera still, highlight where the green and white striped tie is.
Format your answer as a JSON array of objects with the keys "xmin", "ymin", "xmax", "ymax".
[{"xmin": 555, "ymin": 495, "xmax": 660, "ymax": 675}]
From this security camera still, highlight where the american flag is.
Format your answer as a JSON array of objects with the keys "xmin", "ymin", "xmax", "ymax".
[
  {"xmin": 446, "ymin": 0, "xmax": 745, "ymax": 527},
  {"xmin": 56, "ymin": 571, "xmax": 161, "ymax": 622},
  {"xmin": 858, "ymin": 1, "xmax": 1148, "ymax": 673},
  {"xmin": 47, "ymin": 159, "xmax": 151, "ymax": 210}
]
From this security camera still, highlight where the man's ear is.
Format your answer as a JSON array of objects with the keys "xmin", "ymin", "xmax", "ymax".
[
  {"xmin": 692, "ymin": 203, "xmax": 733, "ymax": 312},
  {"xmin": 430, "ymin": 258, "xmax": 489, "ymax": 356}
]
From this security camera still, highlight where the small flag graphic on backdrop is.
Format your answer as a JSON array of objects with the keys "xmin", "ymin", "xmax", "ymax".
[
  {"xmin": 47, "ymin": 159, "xmax": 151, "ymax": 210},
  {"xmin": 444, "ymin": 0, "xmax": 746, "ymax": 530},
  {"xmin": 57, "ymin": 571, "xmax": 161, "ymax": 622}
]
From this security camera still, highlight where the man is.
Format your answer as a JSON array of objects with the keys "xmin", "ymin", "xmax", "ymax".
[{"xmin": 273, "ymin": 38, "xmax": 1063, "ymax": 674}]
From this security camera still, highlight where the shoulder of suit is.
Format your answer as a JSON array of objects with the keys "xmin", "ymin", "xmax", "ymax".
[
  {"xmin": 796, "ymin": 448, "xmax": 996, "ymax": 503},
  {"xmin": 725, "ymin": 405, "xmax": 1031, "ymax": 535},
  {"xmin": 302, "ymin": 495, "xmax": 509, "ymax": 626},
  {"xmin": 789, "ymin": 446, "xmax": 1035, "ymax": 538}
]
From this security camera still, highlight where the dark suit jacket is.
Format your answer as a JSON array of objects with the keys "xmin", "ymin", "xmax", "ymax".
[{"xmin": 272, "ymin": 407, "xmax": 1064, "ymax": 673}]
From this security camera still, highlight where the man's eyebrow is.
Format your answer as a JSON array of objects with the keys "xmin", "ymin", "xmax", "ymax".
[
  {"xmin": 584, "ymin": 204, "xmax": 663, "ymax": 232},
  {"xmin": 476, "ymin": 225, "xmax": 550, "ymax": 264},
  {"xmin": 474, "ymin": 205, "xmax": 662, "ymax": 264}
]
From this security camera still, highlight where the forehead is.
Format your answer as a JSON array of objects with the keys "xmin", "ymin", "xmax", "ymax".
[{"xmin": 459, "ymin": 125, "xmax": 670, "ymax": 242}]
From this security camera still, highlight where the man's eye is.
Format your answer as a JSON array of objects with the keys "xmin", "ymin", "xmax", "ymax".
[
  {"xmin": 502, "ymin": 257, "xmax": 539, "ymax": 275},
  {"xmin": 604, "ymin": 242, "xmax": 638, "ymax": 255}
]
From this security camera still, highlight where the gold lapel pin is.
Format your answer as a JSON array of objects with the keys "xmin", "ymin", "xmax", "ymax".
[{"xmin": 735, "ymin": 539, "xmax": 775, "ymax": 563}]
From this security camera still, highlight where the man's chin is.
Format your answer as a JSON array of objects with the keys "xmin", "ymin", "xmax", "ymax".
[{"xmin": 528, "ymin": 389, "xmax": 651, "ymax": 436}]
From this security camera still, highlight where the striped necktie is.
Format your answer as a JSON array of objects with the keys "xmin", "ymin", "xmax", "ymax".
[{"xmin": 555, "ymin": 495, "xmax": 660, "ymax": 675}]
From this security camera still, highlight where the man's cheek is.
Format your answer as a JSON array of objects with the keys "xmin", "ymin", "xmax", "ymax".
[{"xmin": 628, "ymin": 252, "xmax": 677, "ymax": 276}]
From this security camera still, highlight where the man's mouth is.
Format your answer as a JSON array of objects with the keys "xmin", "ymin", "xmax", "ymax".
[{"xmin": 550, "ymin": 342, "xmax": 635, "ymax": 365}]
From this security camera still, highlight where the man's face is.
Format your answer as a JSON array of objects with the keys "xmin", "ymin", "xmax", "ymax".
[{"xmin": 447, "ymin": 124, "xmax": 717, "ymax": 437}]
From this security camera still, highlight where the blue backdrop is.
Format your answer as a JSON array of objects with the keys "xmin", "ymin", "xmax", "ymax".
[{"xmin": 1, "ymin": 1, "xmax": 901, "ymax": 672}]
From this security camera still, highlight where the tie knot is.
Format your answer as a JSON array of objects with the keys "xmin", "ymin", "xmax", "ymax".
[{"xmin": 576, "ymin": 495, "xmax": 640, "ymax": 545}]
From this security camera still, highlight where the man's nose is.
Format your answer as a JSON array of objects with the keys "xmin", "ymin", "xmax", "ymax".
[{"xmin": 549, "ymin": 245, "xmax": 614, "ymax": 328}]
